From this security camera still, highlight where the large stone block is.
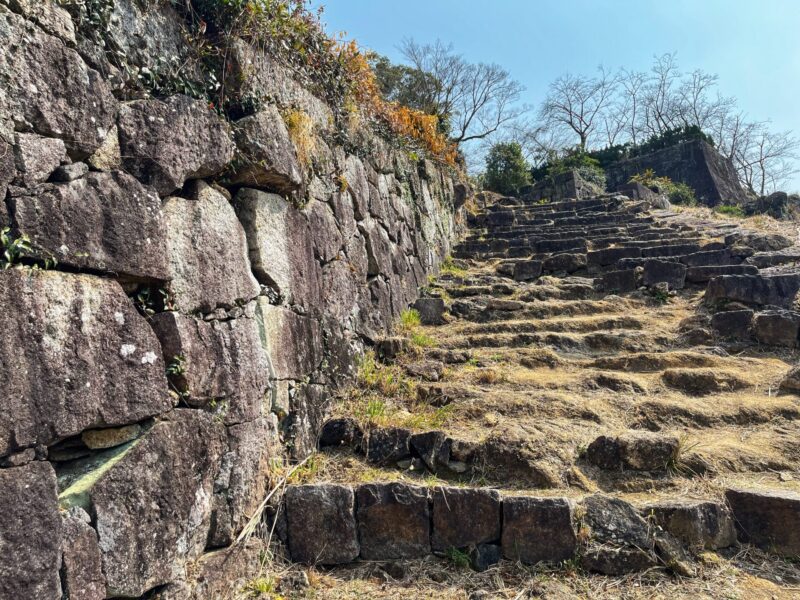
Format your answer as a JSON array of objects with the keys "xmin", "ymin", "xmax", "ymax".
[
  {"xmin": 725, "ymin": 488, "xmax": 800, "ymax": 556},
  {"xmin": 501, "ymin": 496, "xmax": 577, "ymax": 564},
  {"xmin": 11, "ymin": 170, "xmax": 169, "ymax": 281},
  {"xmin": 0, "ymin": 7, "xmax": 117, "ymax": 158},
  {"xmin": 151, "ymin": 310, "xmax": 269, "ymax": 424},
  {"xmin": 431, "ymin": 487, "xmax": 501, "ymax": 551},
  {"xmin": 356, "ymin": 483, "xmax": 431, "ymax": 559},
  {"xmin": 0, "ymin": 462, "xmax": 62, "ymax": 600},
  {"xmin": 359, "ymin": 217, "xmax": 393, "ymax": 277},
  {"xmin": 11, "ymin": 132, "xmax": 65, "ymax": 186},
  {"xmin": 580, "ymin": 495, "xmax": 657, "ymax": 575},
  {"xmin": 643, "ymin": 259, "xmax": 687, "ymax": 289},
  {"xmin": 256, "ymin": 300, "xmax": 323, "ymax": 380},
  {"xmin": 164, "ymin": 181, "xmax": 260, "ymax": 313},
  {"xmin": 285, "ymin": 484, "xmax": 359, "ymax": 565},
  {"xmin": 705, "ymin": 274, "xmax": 800, "ymax": 308},
  {"xmin": 235, "ymin": 189, "xmax": 322, "ymax": 309},
  {"xmin": 711, "ymin": 309, "xmax": 753, "ymax": 339},
  {"xmin": 61, "ymin": 508, "xmax": 106, "ymax": 600},
  {"xmin": 752, "ymin": 310, "xmax": 800, "ymax": 347},
  {"xmin": 209, "ymin": 416, "xmax": 282, "ymax": 547},
  {"xmin": 0, "ymin": 269, "xmax": 171, "ymax": 457},
  {"xmin": 118, "ymin": 95, "xmax": 234, "ymax": 195},
  {"xmin": 229, "ymin": 105, "xmax": 303, "ymax": 193},
  {"xmin": 644, "ymin": 500, "xmax": 736, "ymax": 550},
  {"xmin": 59, "ymin": 410, "xmax": 226, "ymax": 597}
]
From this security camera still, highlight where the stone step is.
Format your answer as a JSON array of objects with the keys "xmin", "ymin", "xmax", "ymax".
[
  {"xmin": 686, "ymin": 265, "xmax": 759, "ymax": 283},
  {"xmin": 283, "ymin": 479, "xmax": 790, "ymax": 571},
  {"xmin": 705, "ymin": 273, "xmax": 800, "ymax": 308}
]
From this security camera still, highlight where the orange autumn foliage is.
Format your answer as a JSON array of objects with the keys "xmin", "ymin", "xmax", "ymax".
[{"xmin": 336, "ymin": 40, "xmax": 458, "ymax": 167}]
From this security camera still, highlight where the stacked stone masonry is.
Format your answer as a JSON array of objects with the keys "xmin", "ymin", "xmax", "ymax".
[
  {"xmin": 283, "ymin": 483, "xmax": 800, "ymax": 572},
  {"xmin": 0, "ymin": 1, "xmax": 466, "ymax": 597}
]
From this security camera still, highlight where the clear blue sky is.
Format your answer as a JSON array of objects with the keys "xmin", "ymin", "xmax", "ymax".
[{"xmin": 312, "ymin": 0, "xmax": 800, "ymax": 190}]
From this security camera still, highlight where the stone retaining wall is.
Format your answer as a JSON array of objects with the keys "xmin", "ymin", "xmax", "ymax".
[
  {"xmin": 0, "ymin": 1, "xmax": 467, "ymax": 597},
  {"xmin": 282, "ymin": 483, "xmax": 800, "ymax": 573}
]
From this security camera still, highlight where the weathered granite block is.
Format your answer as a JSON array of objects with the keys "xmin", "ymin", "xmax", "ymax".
[
  {"xmin": 0, "ymin": 462, "xmax": 62, "ymax": 600},
  {"xmin": 356, "ymin": 483, "xmax": 430, "ymax": 559},
  {"xmin": 501, "ymin": 496, "xmax": 577, "ymax": 564},
  {"xmin": 0, "ymin": 269, "xmax": 171, "ymax": 457},
  {"xmin": 285, "ymin": 484, "xmax": 359, "ymax": 565},
  {"xmin": 431, "ymin": 487, "xmax": 501, "ymax": 551}
]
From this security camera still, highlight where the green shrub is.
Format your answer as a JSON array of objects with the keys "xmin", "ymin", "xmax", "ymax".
[
  {"xmin": 715, "ymin": 204, "xmax": 745, "ymax": 218},
  {"xmin": 536, "ymin": 149, "xmax": 606, "ymax": 191},
  {"xmin": 484, "ymin": 142, "xmax": 531, "ymax": 196},
  {"xmin": 667, "ymin": 181, "xmax": 697, "ymax": 206},
  {"xmin": 629, "ymin": 170, "xmax": 697, "ymax": 206}
]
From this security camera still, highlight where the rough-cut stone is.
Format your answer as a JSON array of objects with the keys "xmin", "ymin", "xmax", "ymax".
[
  {"xmin": 711, "ymin": 309, "xmax": 753, "ymax": 339},
  {"xmin": 4, "ymin": 0, "xmax": 76, "ymax": 43},
  {"xmin": 644, "ymin": 500, "xmax": 736, "ymax": 550},
  {"xmin": 410, "ymin": 430, "xmax": 450, "ymax": 472},
  {"xmin": 118, "ymin": 94, "xmax": 234, "ymax": 195},
  {"xmin": 501, "ymin": 496, "xmax": 577, "ymax": 564},
  {"xmin": 602, "ymin": 269, "xmax": 637, "ymax": 293},
  {"xmin": 0, "ymin": 462, "xmax": 62, "ymax": 600},
  {"xmin": 618, "ymin": 431, "xmax": 678, "ymax": 470},
  {"xmin": 209, "ymin": 415, "xmax": 281, "ymax": 547},
  {"xmin": 643, "ymin": 259, "xmax": 687, "ymax": 289},
  {"xmin": 104, "ymin": 0, "xmax": 196, "ymax": 76},
  {"xmin": 62, "ymin": 410, "xmax": 226, "ymax": 598},
  {"xmin": 0, "ymin": 269, "xmax": 171, "ymax": 457},
  {"xmin": 164, "ymin": 181, "xmax": 260, "ymax": 313},
  {"xmin": 235, "ymin": 189, "xmax": 321, "ymax": 309},
  {"xmin": 580, "ymin": 495, "xmax": 657, "ymax": 575},
  {"xmin": 413, "ymin": 297, "xmax": 446, "ymax": 325},
  {"xmin": 586, "ymin": 432, "xmax": 678, "ymax": 471},
  {"xmin": 725, "ymin": 231, "xmax": 793, "ymax": 252},
  {"xmin": 230, "ymin": 106, "xmax": 303, "ymax": 193},
  {"xmin": 285, "ymin": 484, "xmax": 359, "ymax": 565},
  {"xmin": 725, "ymin": 488, "xmax": 800, "ymax": 555},
  {"xmin": 543, "ymin": 252, "xmax": 587, "ymax": 273},
  {"xmin": 0, "ymin": 137, "xmax": 14, "ymax": 203},
  {"xmin": 152, "ymin": 310, "xmax": 269, "ymax": 424},
  {"xmin": 356, "ymin": 483, "xmax": 430, "ymax": 559},
  {"xmin": 752, "ymin": 310, "xmax": 800, "ymax": 347},
  {"xmin": 319, "ymin": 417, "xmax": 363, "ymax": 448},
  {"xmin": 188, "ymin": 540, "xmax": 266, "ymax": 600},
  {"xmin": 705, "ymin": 274, "xmax": 800, "ymax": 308},
  {"xmin": 87, "ymin": 125, "xmax": 121, "ymax": 171},
  {"xmin": 52, "ymin": 161, "xmax": 89, "ymax": 182},
  {"xmin": 361, "ymin": 427, "xmax": 412, "ymax": 465},
  {"xmin": 359, "ymin": 217, "xmax": 393, "ymax": 277},
  {"xmin": 256, "ymin": 300, "xmax": 323, "ymax": 380},
  {"xmin": 513, "ymin": 259, "xmax": 543, "ymax": 281},
  {"xmin": 82, "ymin": 424, "xmax": 141, "ymax": 450},
  {"xmin": 61, "ymin": 507, "xmax": 106, "ymax": 600},
  {"xmin": 11, "ymin": 170, "xmax": 169, "ymax": 281},
  {"xmin": 0, "ymin": 7, "xmax": 117, "ymax": 158},
  {"xmin": 12, "ymin": 132, "xmax": 65, "ymax": 186},
  {"xmin": 779, "ymin": 365, "xmax": 800, "ymax": 393},
  {"xmin": 432, "ymin": 487, "xmax": 501, "ymax": 551}
]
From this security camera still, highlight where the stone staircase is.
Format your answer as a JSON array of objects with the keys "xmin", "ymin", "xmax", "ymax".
[{"xmin": 276, "ymin": 193, "xmax": 800, "ymax": 598}]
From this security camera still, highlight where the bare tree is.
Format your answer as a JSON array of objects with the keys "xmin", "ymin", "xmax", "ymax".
[
  {"xmin": 734, "ymin": 124, "xmax": 799, "ymax": 195},
  {"xmin": 538, "ymin": 68, "xmax": 618, "ymax": 150},
  {"xmin": 400, "ymin": 39, "xmax": 524, "ymax": 144},
  {"xmin": 641, "ymin": 53, "xmax": 681, "ymax": 136},
  {"xmin": 619, "ymin": 69, "xmax": 647, "ymax": 145}
]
